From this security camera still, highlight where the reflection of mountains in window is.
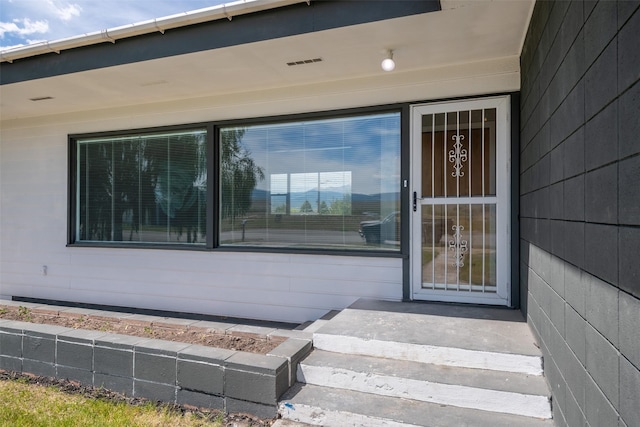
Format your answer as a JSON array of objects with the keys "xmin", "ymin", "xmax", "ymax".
[{"xmin": 269, "ymin": 171, "xmax": 352, "ymax": 215}]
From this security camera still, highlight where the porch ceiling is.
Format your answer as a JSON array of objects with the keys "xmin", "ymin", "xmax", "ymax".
[{"xmin": 0, "ymin": 0, "xmax": 533, "ymax": 121}]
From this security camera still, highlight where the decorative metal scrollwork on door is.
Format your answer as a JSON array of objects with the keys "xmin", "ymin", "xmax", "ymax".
[
  {"xmin": 448, "ymin": 134, "xmax": 467, "ymax": 177},
  {"xmin": 448, "ymin": 224, "xmax": 468, "ymax": 268}
]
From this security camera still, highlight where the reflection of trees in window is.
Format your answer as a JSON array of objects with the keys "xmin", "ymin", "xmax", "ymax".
[
  {"xmin": 220, "ymin": 129, "xmax": 265, "ymax": 220},
  {"xmin": 78, "ymin": 130, "xmax": 206, "ymax": 243},
  {"xmin": 151, "ymin": 134, "xmax": 207, "ymax": 243},
  {"xmin": 328, "ymin": 195, "xmax": 352, "ymax": 215},
  {"xmin": 79, "ymin": 128, "xmax": 266, "ymax": 244},
  {"xmin": 319, "ymin": 171, "xmax": 352, "ymax": 215},
  {"xmin": 273, "ymin": 203, "xmax": 286, "ymax": 214},
  {"xmin": 300, "ymin": 200, "xmax": 313, "ymax": 213}
]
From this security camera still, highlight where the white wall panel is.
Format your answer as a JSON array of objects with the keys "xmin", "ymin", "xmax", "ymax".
[{"xmin": 1, "ymin": 181, "xmax": 403, "ymax": 323}]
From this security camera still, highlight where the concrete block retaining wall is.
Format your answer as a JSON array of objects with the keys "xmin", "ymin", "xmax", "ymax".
[{"xmin": 0, "ymin": 319, "xmax": 312, "ymax": 418}]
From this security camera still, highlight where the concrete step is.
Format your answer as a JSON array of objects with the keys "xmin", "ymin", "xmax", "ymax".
[
  {"xmin": 296, "ymin": 350, "xmax": 551, "ymax": 419},
  {"xmin": 313, "ymin": 300, "xmax": 543, "ymax": 375},
  {"xmin": 296, "ymin": 310, "xmax": 341, "ymax": 333},
  {"xmin": 279, "ymin": 383, "xmax": 555, "ymax": 427}
]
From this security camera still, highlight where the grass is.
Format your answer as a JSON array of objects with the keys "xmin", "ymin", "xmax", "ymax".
[
  {"xmin": 459, "ymin": 251, "xmax": 496, "ymax": 286},
  {"xmin": 0, "ymin": 379, "xmax": 223, "ymax": 427},
  {"xmin": 422, "ymin": 248, "xmax": 438, "ymax": 265}
]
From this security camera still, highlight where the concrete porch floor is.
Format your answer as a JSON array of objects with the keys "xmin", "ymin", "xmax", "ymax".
[{"xmin": 320, "ymin": 299, "xmax": 540, "ymax": 354}]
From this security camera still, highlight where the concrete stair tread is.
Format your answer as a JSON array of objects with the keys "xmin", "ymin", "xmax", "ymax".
[
  {"xmin": 299, "ymin": 349, "xmax": 550, "ymax": 397},
  {"xmin": 315, "ymin": 300, "xmax": 541, "ymax": 357},
  {"xmin": 313, "ymin": 331, "xmax": 543, "ymax": 375},
  {"xmin": 279, "ymin": 383, "xmax": 555, "ymax": 427}
]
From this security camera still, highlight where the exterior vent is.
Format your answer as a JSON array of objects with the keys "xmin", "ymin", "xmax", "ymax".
[
  {"xmin": 140, "ymin": 80, "xmax": 168, "ymax": 87},
  {"xmin": 287, "ymin": 57, "xmax": 322, "ymax": 66}
]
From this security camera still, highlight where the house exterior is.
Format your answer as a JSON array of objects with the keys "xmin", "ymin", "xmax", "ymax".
[{"xmin": 1, "ymin": 1, "xmax": 638, "ymax": 425}]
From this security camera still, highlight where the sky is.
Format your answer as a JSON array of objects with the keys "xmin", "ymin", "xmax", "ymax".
[{"xmin": 0, "ymin": 0, "xmax": 228, "ymax": 51}]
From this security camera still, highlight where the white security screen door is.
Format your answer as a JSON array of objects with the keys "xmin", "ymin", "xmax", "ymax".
[{"xmin": 411, "ymin": 97, "xmax": 510, "ymax": 305}]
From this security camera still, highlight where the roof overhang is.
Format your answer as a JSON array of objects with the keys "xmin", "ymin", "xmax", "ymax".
[
  {"xmin": 0, "ymin": 0, "xmax": 312, "ymax": 64},
  {"xmin": 0, "ymin": 0, "xmax": 534, "ymax": 122}
]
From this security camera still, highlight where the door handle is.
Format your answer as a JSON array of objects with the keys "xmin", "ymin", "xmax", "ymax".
[{"xmin": 413, "ymin": 192, "xmax": 417, "ymax": 212}]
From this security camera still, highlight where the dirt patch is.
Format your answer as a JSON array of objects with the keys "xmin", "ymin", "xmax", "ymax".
[
  {"xmin": 0, "ymin": 305, "xmax": 281, "ymax": 355},
  {"xmin": 0, "ymin": 370, "xmax": 275, "ymax": 426}
]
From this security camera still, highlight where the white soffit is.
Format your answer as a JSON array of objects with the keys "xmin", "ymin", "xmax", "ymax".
[{"xmin": 0, "ymin": 0, "xmax": 534, "ymax": 121}]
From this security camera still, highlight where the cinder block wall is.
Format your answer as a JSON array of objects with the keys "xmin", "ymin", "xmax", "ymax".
[
  {"xmin": 519, "ymin": 1, "xmax": 639, "ymax": 426},
  {"xmin": 0, "ymin": 321, "xmax": 310, "ymax": 418}
]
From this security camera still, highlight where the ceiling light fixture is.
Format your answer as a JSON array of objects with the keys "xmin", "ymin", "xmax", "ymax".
[{"xmin": 381, "ymin": 49, "xmax": 395, "ymax": 72}]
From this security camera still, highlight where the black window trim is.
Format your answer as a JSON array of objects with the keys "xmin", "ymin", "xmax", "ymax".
[
  {"xmin": 67, "ymin": 104, "xmax": 407, "ymax": 258},
  {"xmin": 67, "ymin": 122, "xmax": 211, "ymax": 250}
]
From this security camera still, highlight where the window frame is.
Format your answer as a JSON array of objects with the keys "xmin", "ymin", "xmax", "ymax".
[
  {"xmin": 68, "ymin": 122, "xmax": 212, "ymax": 250},
  {"xmin": 68, "ymin": 105, "xmax": 406, "ymax": 258}
]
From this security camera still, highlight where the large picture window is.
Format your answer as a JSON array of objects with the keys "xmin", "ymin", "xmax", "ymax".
[
  {"xmin": 70, "ymin": 110, "xmax": 401, "ymax": 252},
  {"xmin": 219, "ymin": 112, "xmax": 401, "ymax": 250},
  {"xmin": 75, "ymin": 129, "xmax": 207, "ymax": 244}
]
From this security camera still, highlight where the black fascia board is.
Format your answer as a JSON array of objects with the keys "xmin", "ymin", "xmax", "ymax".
[{"xmin": 1, "ymin": 0, "xmax": 440, "ymax": 85}]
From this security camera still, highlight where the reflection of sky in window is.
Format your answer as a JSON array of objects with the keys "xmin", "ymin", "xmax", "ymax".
[
  {"xmin": 320, "ymin": 171, "xmax": 351, "ymax": 191},
  {"xmin": 270, "ymin": 173, "xmax": 288, "ymax": 194},
  {"xmin": 290, "ymin": 173, "xmax": 318, "ymax": 193},
  {"xmin": 224, "ymin": 113, "xmax": 400, "ymax": 196}
]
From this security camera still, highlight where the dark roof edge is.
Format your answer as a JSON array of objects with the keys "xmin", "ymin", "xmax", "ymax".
[
  {"xmin": 0, "ymin": 0, "xmax": 440, "ymax": 85},
  {"xmin": 0, "ymin": 0, "xmax": 309, "ymax": 63}
]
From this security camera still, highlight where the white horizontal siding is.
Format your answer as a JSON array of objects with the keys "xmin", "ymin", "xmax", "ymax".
[
  {"xmin": 0, "ymin": 120, "xmax": 402, "ymax": 322},
  {"xmin": 0, "ymin": 127, "xmax": 402, "ymax": 324},
  {"xmin": 1, "ymin": 253, "xmax": 401, "ymax": 323}
]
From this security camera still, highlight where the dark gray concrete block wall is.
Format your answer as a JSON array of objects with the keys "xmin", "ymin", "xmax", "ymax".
[{"xmin": 520, "ymin": 1, "xmax": 640, "ymax": 426}]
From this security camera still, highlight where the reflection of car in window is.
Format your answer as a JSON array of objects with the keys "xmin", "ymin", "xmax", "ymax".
[{"xmin": 359, "ymin": 211, "xmax": 400, "ymax": 245}]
